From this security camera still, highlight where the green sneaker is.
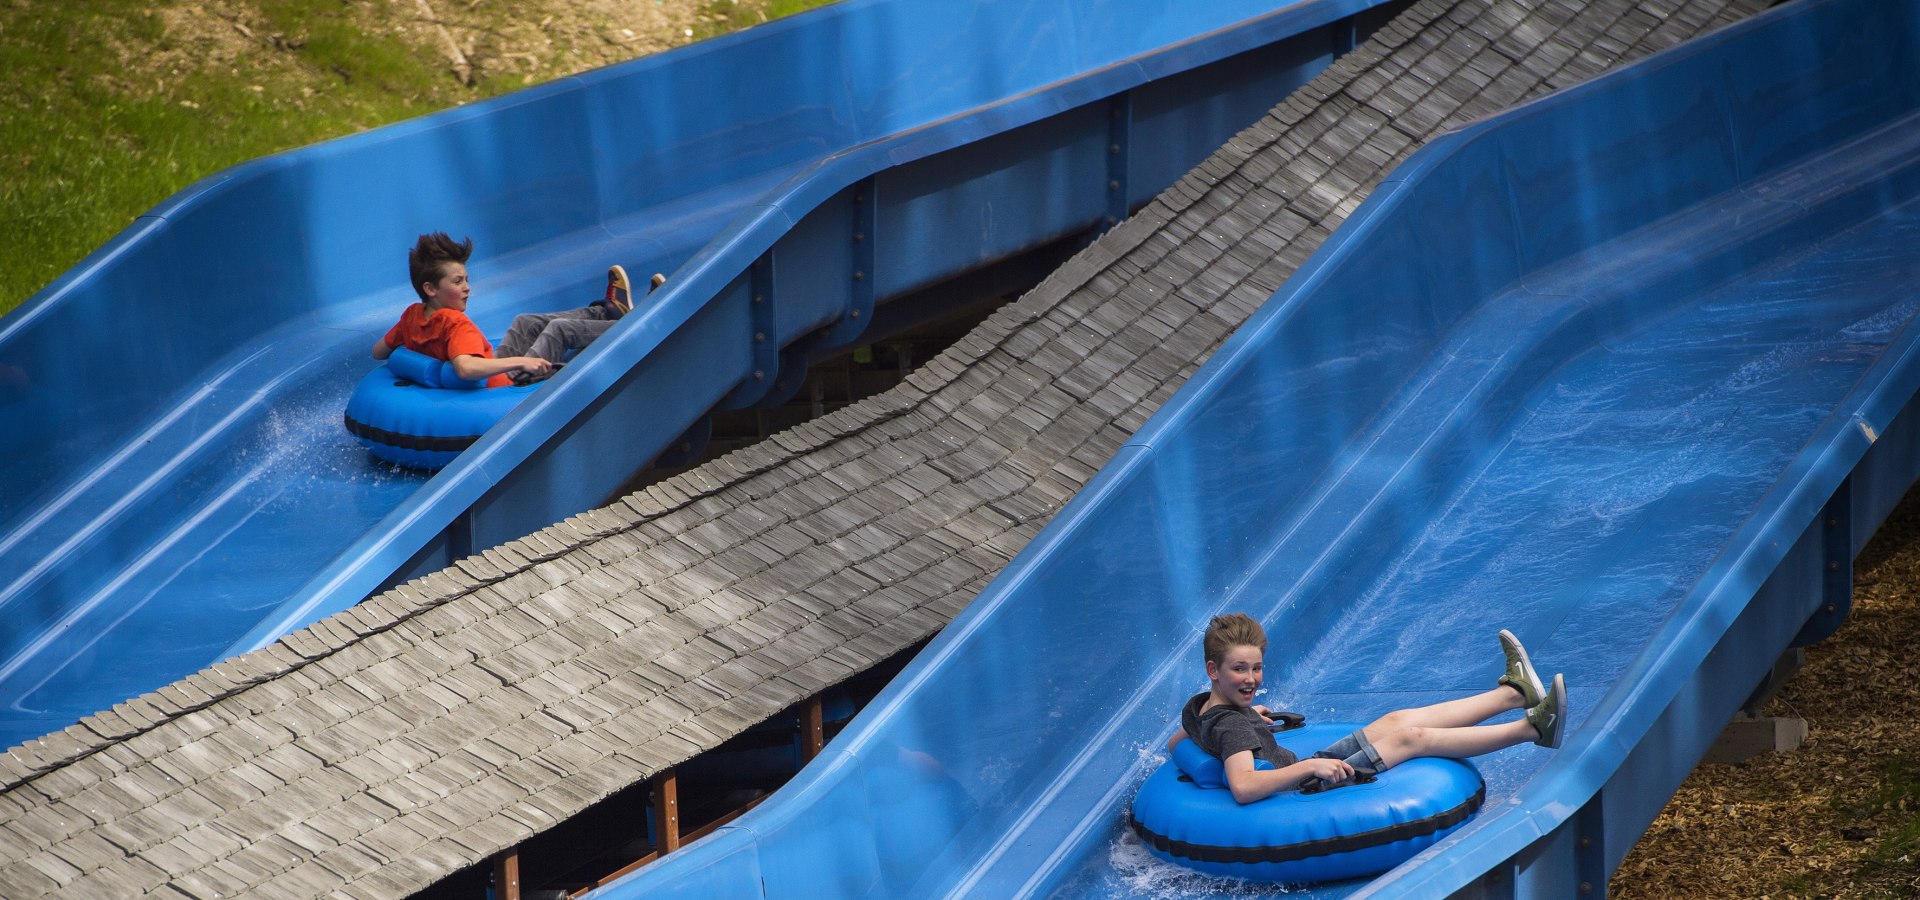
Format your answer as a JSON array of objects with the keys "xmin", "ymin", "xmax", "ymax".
[
  {"xmin": 1498, "ymin": 628, "xmax": 1546, "ymax": 708},
  {"xmin": 1527, "ymin": 673, "xmax": 1567, "ymax": 749}
]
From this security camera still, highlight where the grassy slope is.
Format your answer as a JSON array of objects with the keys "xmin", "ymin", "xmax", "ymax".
[{"xmin": 0, "ymin": 0, "xmax": 829, "ymax": 316}]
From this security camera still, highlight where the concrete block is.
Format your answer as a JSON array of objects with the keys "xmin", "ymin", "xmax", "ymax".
[{"xmin": 1703, "ymin": 714, "xmax": 1808, "ymax": 765}]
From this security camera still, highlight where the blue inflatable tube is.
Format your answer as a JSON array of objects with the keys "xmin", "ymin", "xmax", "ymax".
[
  {"xmin": 1130, "ymin": 723, "xmax": 1483, "ymax": 885},
  {"xmin": 343, "ymin": 348, "xmax": 537, "ymax": 470}
]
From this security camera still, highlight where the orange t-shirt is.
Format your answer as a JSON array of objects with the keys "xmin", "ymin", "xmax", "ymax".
[{"xmin": 382, "ymin": 303, "xmax": 509, "ymax": 388}]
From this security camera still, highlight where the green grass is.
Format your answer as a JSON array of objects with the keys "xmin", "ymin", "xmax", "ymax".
[
  {"xmin": 1787, "ymin": 753, "xmax": 1920, "ymax": 897},
  {"xmin": 1854, "ymin": 755, "xmax": 1920, "ymax": 892},
  {"xmin": 0, "ymin": 0, "xmax": 836, "ymax": 317},
  {"xmin": 0, "ymin": 2, "xmax": 458, "ymax": 313},
  {"xmin": 697, "ymin": 0, "xmax": 836, "ymax": 38}
]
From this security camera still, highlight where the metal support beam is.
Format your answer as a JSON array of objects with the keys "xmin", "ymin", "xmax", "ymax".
[
  {"xmin": 1103, "ymin": 92, "xmax": 1133, "ymax": 232},
  {"xmin": 721, "ymin": 256, "xmax": 783, "ymax": 410},
  {"xmin": 448, "ymin": 509, "xmax": 474, "ymax": 564},
  {"xmin": 1793, "ymin": 476, "xmax": 1853, "ymax": 646},
  {"xmin": 649, "ymin": 415, "xmax": 713, "ymax": 471},
  {"xmin": 1465, "ymin": 860, "xmax": 1519, "ymax": 899},
  {"xmin": 1333, "ymin": 14, "xmax": 1358, "ymax": 55},
  {"xmin": 821, "ymin": 179, "xmax": 878, "ymax": 349},
  {"xmin": 1574, "ymin": 791, "xmax": 1606, "ymax": 899},
  {"xmin": 1738, "ymin": 647, "xmax": 1805, "ymax": 716}
]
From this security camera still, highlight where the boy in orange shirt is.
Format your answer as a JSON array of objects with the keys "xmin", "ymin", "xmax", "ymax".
[
  {"xmin": 1168, "ymin": 613, "xmax": 1566, "ymax": 803},
  {"xmin": 373, "ymin": 233, "xmax": 661, "ymax": 386}
]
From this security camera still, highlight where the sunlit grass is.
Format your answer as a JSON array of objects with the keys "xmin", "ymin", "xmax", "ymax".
[{"xmin": 0, "ymin": 0, "xmax": 837, "ymax": 316}]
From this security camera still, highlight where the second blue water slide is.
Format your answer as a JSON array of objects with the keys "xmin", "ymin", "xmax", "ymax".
[
  {"xmin": 610, "ymin": 0, "xmax": 1920, "ymax": 895},
  {"xmin": 0, "ymin": 0, "xmax": 1399, "ymax": 750}
]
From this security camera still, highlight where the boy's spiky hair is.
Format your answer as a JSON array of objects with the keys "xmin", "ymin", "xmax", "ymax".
[
  {"xmin": 1204, "ymin": 613, "xmax": 1267, "ymax": 666},
  {"xmin": 408, "ymin": 232, "xmax": 474, "ymax": 300}
]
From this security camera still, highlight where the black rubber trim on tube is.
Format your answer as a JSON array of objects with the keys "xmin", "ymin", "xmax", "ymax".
[
  {"xmin": 344, "ymin": 414, "xmax": 480, "ymax": 453},
  {"xmin": 1129, "ymin": 784, "xmax": 1484, "ymax": 865}
]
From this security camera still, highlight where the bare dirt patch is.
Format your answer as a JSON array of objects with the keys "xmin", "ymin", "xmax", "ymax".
[{"xmin": 115, "ymin": 0, "xmax": 742, "ymax": 102}]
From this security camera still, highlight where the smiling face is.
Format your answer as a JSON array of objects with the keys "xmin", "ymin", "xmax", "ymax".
[{"xmin": 1206, "ymin": 643, "xmax": 1264, "ymax": 709}]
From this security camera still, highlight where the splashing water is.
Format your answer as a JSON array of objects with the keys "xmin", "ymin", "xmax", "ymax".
[
  {"xmin": 1107, "ymin": 826, "xmax": 1293, "ymax": 900},
  {"xmin": 255, "ymin": 385, "xmax": 424, "ymax": 492},
  {"xmin": 1080, "ymin": 741, "xmax": 1298, "ymax": 899}
]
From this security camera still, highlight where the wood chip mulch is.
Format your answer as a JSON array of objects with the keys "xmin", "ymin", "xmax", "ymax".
[{"xmin": 1611, "ymin": 486, "xmax": 1920, "ymax": 898}]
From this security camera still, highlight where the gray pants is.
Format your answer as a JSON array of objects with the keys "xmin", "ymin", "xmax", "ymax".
[{"xmin": 497, "ymin": 303, "xmax": 620, "ymax": 364}]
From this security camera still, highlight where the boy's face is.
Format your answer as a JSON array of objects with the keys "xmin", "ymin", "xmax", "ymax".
[
  {"xmin": 1206, "ymin": 644, "xmax": 1264, "ymax": 708},
  {"xmin": 422, "ymin": 262, "xmax": 471, "ymax": 311}
]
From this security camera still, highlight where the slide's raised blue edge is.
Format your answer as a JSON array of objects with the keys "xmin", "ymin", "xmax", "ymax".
[
  {"xmin": 604, "ymin": 0, "xmax": 1920, "ymax": 895},
  {"xmin": 1354, "ymin": 0, "xmax": 1920, "ymax": 893},
  {"xmin": 220, "ymin": 0, "xmax": 1396, "ymax": 653}
]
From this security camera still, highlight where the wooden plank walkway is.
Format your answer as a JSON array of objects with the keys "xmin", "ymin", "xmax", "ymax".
[{"xmin": 0, "ymin": 0, "xmax": 1769, "ymax": 895}]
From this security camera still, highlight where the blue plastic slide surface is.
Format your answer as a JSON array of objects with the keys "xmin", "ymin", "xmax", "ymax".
[
  {"xmin": 0, "ymin": 0, "xmax": 1398, "ymax": 751},
  {"xmin": 606, "ymin": 0, "xmax": 1920, "ymax": 895}
]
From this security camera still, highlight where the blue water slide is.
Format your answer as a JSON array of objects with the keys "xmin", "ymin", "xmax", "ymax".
[
  {"xmin": 0, "ymin": 0, "xmax": 1400, "ymax": 750},
  {"xmin": 605, "ymin": 0, "xmax": 1920, "ymax": 895}
]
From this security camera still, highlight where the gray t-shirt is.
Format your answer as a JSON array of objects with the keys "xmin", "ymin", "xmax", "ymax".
[{"xmin": 1181, "ymin": 692, "xmax": 1297, "ymax": 769}]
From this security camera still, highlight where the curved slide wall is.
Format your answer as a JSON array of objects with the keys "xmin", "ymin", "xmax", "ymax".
[
  {"xmin": 0, "ymin": 0, "xmax": 1396, "ymax": 750},
  {"xmin": 609, "ymin": 0, "xmax": 1920, "ymax": 895}
]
